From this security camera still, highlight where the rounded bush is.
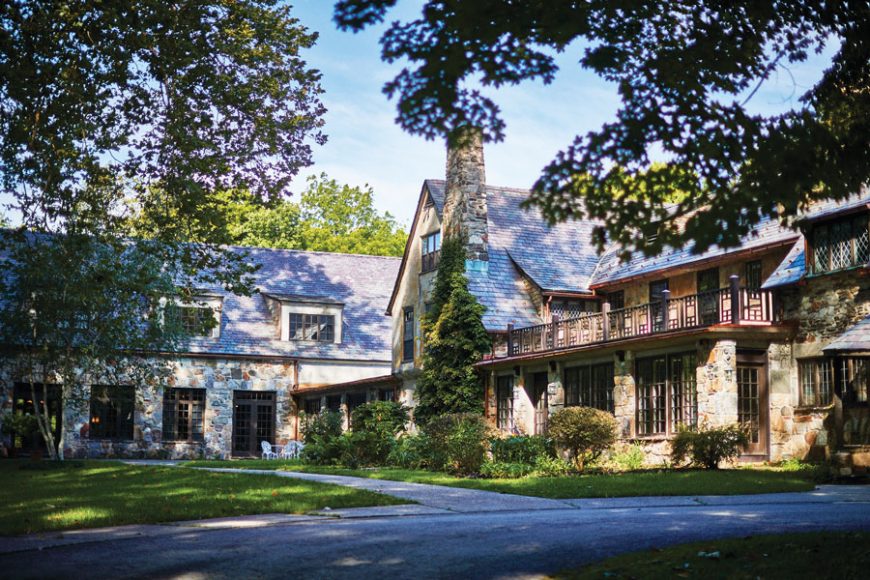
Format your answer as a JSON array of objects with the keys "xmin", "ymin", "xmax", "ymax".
[
  {"xmin": 670, "ymin": 423, "xmax": 749, "ymax": 469},
  {"xmin": 548, "ymin": 407, "xmax": 618, "ymax": 471},
  {"xmin": 423, "ymin": 413, "xmax": 490, "ymax": 475}
]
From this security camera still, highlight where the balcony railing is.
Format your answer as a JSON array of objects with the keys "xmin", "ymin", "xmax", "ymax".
[{"xmin": 507, "ymin": 277, "xmax": 780, "ymax": 357}]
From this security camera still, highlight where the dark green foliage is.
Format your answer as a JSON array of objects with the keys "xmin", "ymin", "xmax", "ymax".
[
  {"xmin": 423, "ymin": 413, "xmax": 491, "ymax": 475},
  {"xmin": 334, "ymin": 1, "xmax": 870, "ymax": 256},
  {"xmin": 490, "ymin": 436, "xmax": 556, "ymax": 465},
  {"xmin": 300, "ymin": 411, "xmax": 345, "ymax": 465},
  {"xmin": 479, "ymin": 461, "xmax": 535, "ymax": 479},
  {"xmin": 386, "ymin": 434, "xmax": 434, "ymax": 469},
  {"xmin": 548, "ymin": 407, "xmax": 618, "ymax": 471},
  {"xmin": 344, "ymin": 401, "xmax": 411, "ymax": 466},
  {"xmin": 671, "ymin": 424, "xmax": 750, "ymax": 469},
  {"xmin": 415, "ymin": 237, "xmax": 491, "ymax": 425}
]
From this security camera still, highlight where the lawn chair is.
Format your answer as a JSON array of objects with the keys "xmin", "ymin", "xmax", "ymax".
[
  {"xmin": 260, "ymin": 440, "xmax": 277, "ymax": 460},
  {"xmin": 280, "ymin": 440, "xmax": 305, "ymax": 459}
]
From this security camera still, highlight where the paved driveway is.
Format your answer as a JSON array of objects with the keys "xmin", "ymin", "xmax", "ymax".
[{"xmin": 1, "ymin": 479, "xmax": 868, "ymax": 579}]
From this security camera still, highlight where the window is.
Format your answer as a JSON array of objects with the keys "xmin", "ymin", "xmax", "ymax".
[
  {"xmin": 303, "ymin": 397, "xmax": 322, "ymax": 416},
  {"xmin": 563, "ymin": 363, "xmax": 614, "ymax": 412},
  {"xmin": 606, "ymin": 291, "xmax": 624, "ymax": 311},
  {"xmin": 378, "ymin": 388, "xmax": 395, "ymax": 402},
  {"xmin": 346, "ymin": 392, "xmax": 368, "ymax": 427},
  {"xmin": 288, "ymin": 313, "xmax": 334, "ymax": 342},
  {"xmin": 636, "ymin": 352, "xmax": 698, "ymax": 435},
  {"xmin": 90, "ymin": 385, "xmax": 135, "ymax": 440},
  {"xmin": 811, "ymin": 214, "xmax": 870, "ymax": 274},
  {"xmin": 550, "ymin": 300, "xmax": 598, "ymax": 321},
  {"xmin": 838, "ymin": 357, "xmax": 869, "ymax": 405},
  {"xmin": 421, "ymin": 231, "xmax": 441, "ymax": 273},
  {"xmin": 163, "ymin": 388, "xmax": 205, "ymax": 442},
  {"xmin": 496, "ymin": 376, "xmax": 514, "ymax": 430},
  {"xmin": 402, "ymin": 307, "xmax": 415, "ymax": 362},
  {"xmin": 746, "ymin": 260, "xmax": 763, "ymax": 291},
  {"xmin": 326, "ymin": 395, "xmax": 342, "ymax": 412},
  {"xmin": 798, "ymin": 359, "xmax": 834, "ymax": 407},
  {"xmin": 173, "ymin": 306, "xmax": 218, "ymax": 337}
]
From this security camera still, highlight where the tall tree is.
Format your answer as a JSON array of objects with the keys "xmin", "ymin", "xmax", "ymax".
[
  {"xmin": 333, "ymin": 1, "xmax": 869, "ymax": 257},
  {"xmin": 415, "ymin": 236, "xmax": 490, "ymax": 425},
  {"xmin": 0, "ymin": 1, "xmax": 324, "ymax": 458}
]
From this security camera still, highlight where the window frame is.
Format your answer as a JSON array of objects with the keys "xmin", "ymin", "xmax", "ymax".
[
  {"xmin": 421, "ymin": 231, "xmax": 442, "ymax": 273},
  {"xmin": 162, "ymin": 388, "xmax": 206, "ymax": 442},
  {"xmin": 402, "ymin": 307, "xmax": 415, "ymax": 362},
  {"xmin": 635, "ymin": 352, "xmax": 698, "ymax": 436},
  {"xmin": 496, "ymin": 375, "xmax": 514, "ymax": 431},
  {"xmin": 745, "ymin": 260, "xmax": 763, "ymax": 291},
  {"xmin": 89, "ymin": 385, "xmax": 135, "ymax": 440},
  {"xmin": 810, "ymin": 213, "xmax": 870, "ymax": 275},
  {"xmin": 798, "ymin": 358, "xmax": 834, "ymax": 407},
  {"xmin": 288, "ymin": 313, "xmax": 335, "ymax": 342},
  {"xmin": 563, "ymin": 362, "xmax": 615, "ymax": 413}
]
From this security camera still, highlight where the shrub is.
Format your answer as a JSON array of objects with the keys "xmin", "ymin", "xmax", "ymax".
[
  {"xmin": 607, "ymin": 443, "xmax": 647, "ymax": 471},
  {"xmin": 424, "ymin": 413, "xmax": 490, "ymax": 475},
  {"xmin": 532, "ymin": 455, "xmax": 573, "ymax": 477},
  {"xmin": 548, "ymin": 407, "xmax": 618, "ymax": 471},
  {"xmin": 670, "ymin": 423, "xmax": 750, "ymax": 469},
  {"xmin": 490, "ymin": 435, "xmax": 555, "ymax": 464},
  {"xmin": 480, "ymin": 461, "xmax": 534, "ymax": 479},
  {"xmin": 300, "ymin": 411, "xmax": 344, "ymax": 465},
  {"xmin": 346, "ymin": 401, "xmax": 411, "ymax": 466},
  {"xmin": 387, "ymin": 434, "xmax": 432, "ymax": 469}
]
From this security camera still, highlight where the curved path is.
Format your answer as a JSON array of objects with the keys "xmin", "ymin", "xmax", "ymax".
[{"xmin": 1, "ymin": 465, "xmax": 868, "ymax": 579}]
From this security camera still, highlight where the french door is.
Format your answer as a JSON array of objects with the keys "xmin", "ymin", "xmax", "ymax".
[
  {"xmin": 737, "ymin": 356, "xmax": 768, "ymax": 457},
  {"xmin": 532, "ymin": 372, "xmax": 549, "ymax": 435},
  {"xmin": 232, "ymin": 391, "xmax": 276, "ymax": 457},
  {"xmin": 697, "ymin": 267, "xmax": 721, "ymax": 324}
]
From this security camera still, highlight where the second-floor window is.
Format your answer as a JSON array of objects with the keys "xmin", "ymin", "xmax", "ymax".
[
  {"xmin": 811, "ymin": 214, "xmax": 870, "ymax": 275},
  {"xmin": 421, "ymin": 231, "xmax": 441, "ymax": 273},
  {"xmin": 288, "ymin": 313, "xmax": 334, "ymax": 342},
  {"xmin": 176, "ymin": 306, "xmax": 218, "ymax": 337},
  {"xmin": 402, "ymin": 307, "xmax": 415, "ymax": 361}
]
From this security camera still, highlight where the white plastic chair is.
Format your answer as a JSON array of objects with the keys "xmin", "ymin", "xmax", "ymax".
[
  {"xmin": 261, "ymin": 440, "xmax": 277, "ymax": 460},
  {"xmin": 280, "ymin": 441, "xmax": 305, "ymax": 459}
]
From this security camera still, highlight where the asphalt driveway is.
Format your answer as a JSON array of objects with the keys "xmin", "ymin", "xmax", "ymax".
[{"xmin": 1, "ymin": 482, "xmax": 868, "ymax": 579}]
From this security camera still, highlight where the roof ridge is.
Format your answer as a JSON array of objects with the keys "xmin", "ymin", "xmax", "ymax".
[{"xmin": 234, "ymin": 245, "xmax": 402, "ymax": 261}]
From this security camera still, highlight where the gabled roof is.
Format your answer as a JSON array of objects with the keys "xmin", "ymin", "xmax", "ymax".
[
  {"xmin": 182, "ymin": 247, "xmax": 399, "ymax": 361},
  {"xmin": 762, "ymin": 239, "xmax": 806, "ymax": 289},
  {"xmin": 824, "ymin": 314, "xmax": 870, "ymax": 354},
  {"xmin": 590, "ymin": 212, "xmax": 799, "ymax": 288}
]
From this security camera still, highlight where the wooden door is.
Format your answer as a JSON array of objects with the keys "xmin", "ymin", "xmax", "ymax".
[
  {"xmin": 737, "ymin": 361, "xmax": 768, "ymax": 457},
  {"xmin": 232, "ymin": 391, "xmax": 276, "ymax": 456},
  {"xmin": 649, "ymin": 280, "xmax": 669, "ymax": 332},
  {"xmin": 532, "ymin": 372, "xmax": 549, "ymax": 435},
  {"xmin": 697, "ymin": 267, "xmax": 720, "ymax": 324}
]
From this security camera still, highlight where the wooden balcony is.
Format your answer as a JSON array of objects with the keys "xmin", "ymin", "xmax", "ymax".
[{"xmin": 507, "ymin": 277, "xmax": 781, "ymax": 357}]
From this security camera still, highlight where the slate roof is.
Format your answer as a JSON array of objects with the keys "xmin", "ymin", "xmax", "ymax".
[
  {"xmin": 180, "ymin": 247, "xmax": 400, "ymax": 361},
  {"xmin": 824, "ymin": 314, "xmax": 870, "ymax": 353},
  {"xmin": 590, "ymin": 212, "xmax": 799, "ymax": 287},
  {"xmin": 762, "ymin": 239, "xmax": 806, "ymax": 289},
  {"xmin": 422, "ymin": 180, "xmax": 602, "ymax": 330}
]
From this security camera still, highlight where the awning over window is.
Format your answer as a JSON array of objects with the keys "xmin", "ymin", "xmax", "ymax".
[{"xmin": 823, "ymin": 315, "xmax": 870, "ymax": 354}]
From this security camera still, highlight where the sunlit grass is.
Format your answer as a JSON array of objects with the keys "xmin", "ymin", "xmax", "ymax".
[
  {"xmin": 0, "ymin": 460, "xmax": 406, "ymax": 536},
  {"xmin": 184, "ymin": 460, "xmax": 817, "ymax": 499}
]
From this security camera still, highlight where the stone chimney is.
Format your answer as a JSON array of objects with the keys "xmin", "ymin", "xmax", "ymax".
[{"xmin": 442, "ymin": 127, "xmax": 489, "ymax": 265}]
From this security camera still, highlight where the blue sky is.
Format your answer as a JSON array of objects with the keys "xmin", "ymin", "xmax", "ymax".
[{"xmin": 293, "ymin": 1, "xmax": 836, "ymax": 228}]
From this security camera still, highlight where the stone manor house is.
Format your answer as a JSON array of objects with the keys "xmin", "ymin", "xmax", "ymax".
[{"xmin": 2, "ymin": 136, "xmax": 869, "ymax": 471}]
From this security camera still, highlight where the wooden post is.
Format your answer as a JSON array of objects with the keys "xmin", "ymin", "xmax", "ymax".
[
  {"xmin": 507, "ymin": 323, "xmax": 514, "ymax": 356},
  {"xmin": 551, "ymin": 314, "xmax": 560, "ymax": 349},
  {"xmin": 730, "ymin": 274, "xmax": 740, "ymax": 324},
  {"xmin": 661, "ymin": 289, "xmax": 670, "ymax": 331},
  {"xmin": 602, "ymin": 302, "xmax": 611, "ymax": 341}
]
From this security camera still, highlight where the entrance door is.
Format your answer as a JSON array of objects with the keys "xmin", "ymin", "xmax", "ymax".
[
  {"xmin": 232, "ymin": 391, "xmax": 276, "ymax": 457},
  {"xmin": 737, "ymin": 360, "xmax": 768, "ymax": 457},
  {"xmin": 697, "ymin": 267, "xmax": 720, "ymax": 324},
  {"xmin": 12, "ymin": 383, "xmax": 62, "ymax": 454},
  {"xmin": 532, "ymin": 372, "xmax": 549, "ymax": 435},
  {"xmin": 649, "ymin": 279, "xmax": 669, "ymax": 332}
]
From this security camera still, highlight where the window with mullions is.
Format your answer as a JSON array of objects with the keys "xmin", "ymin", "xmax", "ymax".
[
  {"xmin": 421, "ymin": 231, "xmax": 441, "ymax": 273},
  {"xmin": 402, "ymin": 307, "xmax": 415, "ymax": 362},
  {"xmin": 288, "ymin": 313, "xmax": 335, "ymax": 342},
  {"xmin": 90, "ymin": 385, "xmax": 135, "ymax": 440},
  {"xmin": 496, "ymin": 375, "xmax": 514, "ymax": 431},
  {"xmin": 798, "ymin": 359, "xmax": 834, "ymax": 407},
  {"xmin": 838, "ymin": 357, "xmax": 869, "ymax": 405},
  {"xmin": 175, "ymin": 306, "xmax": 217, "ymax": 337},
  {"xmin": 636, "ymin": 352, "xmax": 698, "ymax": 435},
  {"xmin": 811, "ymin": 214, "xmax": 870, "ymax": 274},
  {"xmin": 163, "ymin": 388, "xmax": 205, "ymax": 442},
  {"xmin": 745, "ymin": 260, "xmax": 763, "ymax": 291},
  {"xmin": 563, "ymin": 363, "xmax": 614, "ymax": 412},
  {"xmin": 303, "ymin": 397, "xmax": 322, "ymax": 416}
]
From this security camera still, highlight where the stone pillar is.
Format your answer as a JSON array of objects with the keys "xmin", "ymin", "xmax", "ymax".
[
  {"xmin": 443, "ymin": 127, "xmax": 489, "ymax": 263},
  {"xmin": 613, "ymin": 350, "xmax": 635, "ymax": 438},
  {"xmin": 547, "ymin": 362, "xmax": 565, "ymax": 415},
  {"xmin": 697, "ymin": 339, "xmax": 737, "ymax": 427}
]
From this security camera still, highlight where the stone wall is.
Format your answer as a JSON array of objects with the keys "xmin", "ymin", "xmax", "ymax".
[
  {"xmin": 443, "ymin": 128, "xmax": 489, "ymax": 262},
  {"xmin": 0, "ymin": 355, "xmax": 297, "ymax": 459}
]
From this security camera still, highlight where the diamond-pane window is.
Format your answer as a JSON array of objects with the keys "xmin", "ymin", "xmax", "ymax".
[{"xmin": 811, "ymin": 213, "xmax": 870, "ymax": 275}]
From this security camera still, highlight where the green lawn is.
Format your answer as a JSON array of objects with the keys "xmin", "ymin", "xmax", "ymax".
[
  {"xmin": 556, "ymin": 531, "xmax": 870, "ymax": 579},
  {"xmin": 0, "ymin": 460, "xmax": 406, "ymax": 536},
  {"xmin": 184, "ymin": 460, "xmax": 817, "ymax": 499}
]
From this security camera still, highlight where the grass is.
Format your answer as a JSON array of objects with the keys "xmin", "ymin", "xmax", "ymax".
[
  {"xmin": 555, "ymin": 531, "xmax": 870, "ymax": 579},
  {"xmin": 184, "ymin": 460, "xmax": 818, "ymax": 499},
  {"xmin": 0, "ymin": 460, "xmax": 406, "ymax": 536}
]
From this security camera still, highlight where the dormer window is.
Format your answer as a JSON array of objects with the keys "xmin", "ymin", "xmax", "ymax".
[
  {"xmin": 810, "ymin": 213, "xmax": 870, "ymax": 275},
  {"xmin": 169, "ymin": 295, "xmax": 222, "ymax": 338},
  {"xmin": 289, "ymin": 313, "xmax": 335, "ymax": 342},
  {"xmin": 421, "ymin": 231, "xmax": 441, "ymax": 273}
]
